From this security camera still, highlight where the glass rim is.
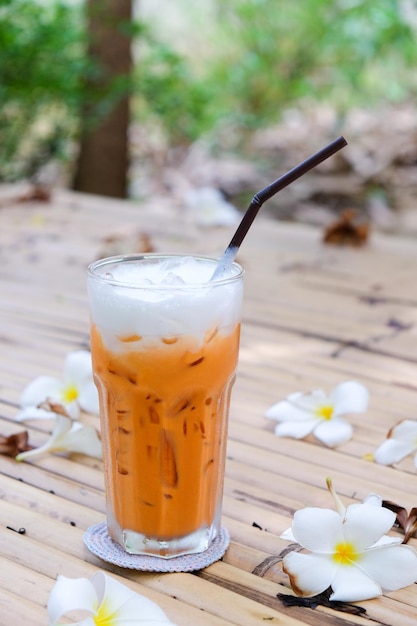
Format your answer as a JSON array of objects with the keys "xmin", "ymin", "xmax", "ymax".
[{"xmin": 87, "ymin": 253, "xmax": 244, "ymax": 290}]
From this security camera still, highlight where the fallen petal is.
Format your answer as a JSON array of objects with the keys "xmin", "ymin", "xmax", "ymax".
[
  {"xmin": 363, "ymin": 493, "xmax": 383, "ymax": 508},
  {"xmin": 15, "ymin": 406, "xmax": 57, "ymax": 422},
  {"xmin": 374, "ymin": 438, "xmax": 416, "ymax": 466},
  {"xmin": 16, "ymin": 415, "xmax": 102, "ymax": 461},
  {"xmin": 283, "ymin": 551, "xmax": 336, "ymax": 597},
  {"xmin": 274, "ymin": 418, "xmax": 318, "ymax": 439},
  {"xmin": 314, "ymin": 418, "xmax": 353, "ymax": 447},
  {"xmin": 389, "ymin": 419, "xmax": 417, "ymax": 442},
  {"xmin": 57, "ymin": 398, "xmax": 80, "ymax": 420},
  {"xmin": 289, "ymin": 389, "xmax": 328, "ymax": 412},
  {"xmin": 50, "ymin": 414, "xmax": 73, "ymax": 438},
  {"xmin": 16, "ymin": 441, "xmax": 64, "ymax": 462},
  {"xmin": 330, "ymin": 381, "xmax": 369, "ymax": 416},
  {"xmin": 358, "ymin": 544, "xmax": 417, "ymax": 591},
  {"xmin": 58, "ymin": 423, "xmax": 102, "ymax": 459},
  {"xmin": 20, "ymin": 376, "xmax": 63, "ymax": 408},
  {"xmin": 19, "ymin": 375, "xmax": 80, "ymax": 419},
  {"xmin": 292, "ymin": 508, "xmax": 343, "ymax": 553},
  {"xmin": 330, "ymin": 563, "xmax": 382, "ymax": 602},
  {"xmin": 266, "ymin": 398, "xmax": 316, "ymax": 422},
  {"xmin": 372, "ymin": 535, "xmax": 402, "ymax": 547},
  {"xmin": 342, "ymin": 503, "xmax": 395, "ymax": 551},
  {"xmin": 280, "ymin": 527, "xmax": 296, "ymax": 541},
  {"xmin": 92, "ymin": 571, "xmax": 174, "ymax": 623},
  {"xmin": 78, "ymin": 380, "xmax": 99, "ymax": 415},
  {"xmin": 48, "ymin": 575, "xmax": 97, "ymax": 625},
  {"xmin": 64, "ymin": 350, "xmax": 95, "ymax": 385}
]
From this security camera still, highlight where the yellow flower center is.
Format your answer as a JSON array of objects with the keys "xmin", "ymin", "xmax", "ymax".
[
  {"xmin": 62, "ymin": 384, "xmax": 79, "ymax": 403},
  {"xmin": 316, "ymin": 404, "xmax": 334, "ymax": 420},
  {"xmin": 94, "ymin": 601, "xmax": 114, "ymax": 626},
  {"xmin": 333, "ymin": 541, "xmax": 358, "ymax": 565}
]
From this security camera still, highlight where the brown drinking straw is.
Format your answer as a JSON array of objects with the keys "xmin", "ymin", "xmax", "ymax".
[{"xmin": 212, "ymin": 135, "xmax": 348, "ymax": 279}]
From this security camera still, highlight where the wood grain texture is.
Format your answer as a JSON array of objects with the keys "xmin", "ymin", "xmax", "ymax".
[{"xmin": 1, "ymin": 185, "xmax": 417, "ymax": 625}]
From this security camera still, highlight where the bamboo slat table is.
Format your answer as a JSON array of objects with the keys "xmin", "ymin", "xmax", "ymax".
[{"xmin": 1, "ymin": 184, "xmax": 417, "ymax": 625}]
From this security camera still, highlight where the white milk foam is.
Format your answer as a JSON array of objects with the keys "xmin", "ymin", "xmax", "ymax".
[{"xmin": 88, "ymin": 256, "xmax": 243, "ymax": 347}]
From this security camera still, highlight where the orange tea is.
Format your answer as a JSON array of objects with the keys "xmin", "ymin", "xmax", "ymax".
[{"xmin": 87, "ymin": 255, "xmax": 244, "ymax": 557}]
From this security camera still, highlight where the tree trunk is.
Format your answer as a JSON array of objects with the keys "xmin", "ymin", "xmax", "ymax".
[{"xmin": 73, "ymin": 0, "xmax": 132, "ymax": 198}]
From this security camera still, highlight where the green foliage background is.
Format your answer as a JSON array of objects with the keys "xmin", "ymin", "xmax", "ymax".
[
  {"xmin": 1, "ymin": 0, "xmax": 416, "ymax": 181},
  {"xmin": 0, "ymin": 0, "xmax": 87, "ymax": 180},
  {"xmin": 207, "ymin": 0, "xmax": 417, "ymax": 127}
]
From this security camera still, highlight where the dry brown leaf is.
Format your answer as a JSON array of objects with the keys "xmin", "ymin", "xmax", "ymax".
[
  {"xmin": 382, "ymin": 500, "xmax": 417, "ymax": 544},
  {"xmin": 323, "ymin": 209, "xmax": 370, "ymax": 247},
  {"xmin": 0, "ymin": 431, "xmax": 34, "ymax": 457},
  {"xmin": 39, "ymin": 399, "xmax": 72, "ymax": 417},
  {"xmin": 97, "ymin": 231, "xmax": 154, "ymax": 259},
  {"xmin": 17, "ymin": 186, "xmax": 51, "ymax": 203}
]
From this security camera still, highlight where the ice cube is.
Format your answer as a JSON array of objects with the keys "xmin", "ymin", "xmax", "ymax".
[
  {"xmin": 162, "ymin": 272, "xmax": 186, "ymax": 286},
  {"xmin": 138, "ymin": 277, "xmax": 154, "ymax": 286}
]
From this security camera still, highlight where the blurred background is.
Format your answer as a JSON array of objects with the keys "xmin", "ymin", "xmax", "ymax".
[{"xmin": 2, "ymin": 0, "xmax": 417, "ymax": 234}]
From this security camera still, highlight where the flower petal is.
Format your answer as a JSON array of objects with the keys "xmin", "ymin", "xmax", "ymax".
[
  {"xmin": 274, "ymin": 418, "xmax": 318, "ymax": 439},
  {"xmin": 363, "ymin": 493, "xmax": 382, "ymax": 507},
  {"xmin": 291, "ymin": 508, "xmax": 343, "ymax": 553},
  {"xmin": 64, "ymin": 350, "xmax": 94, "ymax": 385},
  {"xmin": 78, "ymin": 380, "xmax": 99, "ymax": 415},
  {"xmin": 57, "ymin": 422, "xmax": 102, "ymax": 458},
  {"xmin": 283, "ymin": 551, "xmax": 336, "ymax": 597},
  {"xmin": 16, "ymin": 415, "xmax": 102, "ymax": 461},
  {"xmin": 372, "ymin": 535, "xmax": 402, "ymax": 547},
  {"xmin": 265, "ymin": 398, "xmax": 316, "ymax": 422},
  {"xmin": 104, "ymin": 620, "xmax": 172, "ymax": 626},
  {"xmin": 374, "ymin": 438, "xmax": 416, "ymax": 465},
  {"xmin": 15, "ymin": 406, "xmax": 57, "ymax": 422},
  {"xmin": 62, "ymin": 400, "xmax": 81, "ymax": 420},
  {"xmin": 330, "ymin": 563, "xmax": 382, "ymax": 601},
  {"xmin": 280, "ymin": 527, "xmax": 296, "ymax": 541},
  {"xmin": 389, "ymin": 419, "xmax": 417, "ymax": 441},
  {"xmin": 342, "ymin": 503, "xmax": 395, "ymax": 551},
  {"xmin": 359, "ymin": 544, "xmax": 417, "ymax": 591},
  {"xmin": 289, "ymin": 389, "xmax": 328, "ymax": 412},
  {"xmin": 20, "ymin": 376, "xmax": 63, "ymax": 408},
  {"xmin": 330, "ymin": 381, "xmax": 369, "ymax": 416},
  {"xmin": 47, "ymin": 575, "xmax": 97, "ymax": 625},
  {"xmin": 313, "ymin": 418, "xmax": 353, "ymax": 447},
  {"xmin": 92, "ymin": 572, "xmax": 174, "ymax": 623},
  {"xmin": 16, "ymin": 414, "xmax": 72, "ymax": 460}
]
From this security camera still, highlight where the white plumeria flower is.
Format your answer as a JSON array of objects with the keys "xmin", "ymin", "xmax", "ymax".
[
  {"xmin": 47, "ymin": 571, "xmax": 177, "ymax": 626},
  {"xmin": 17, "ymin": 350, "xmax": 99, "ymax": 420},
  {"xmin": 265, "ymin": 380, "xmax": 369, "ymax": 447},
  {"xmin": 185, "ymin": 186, "xmax": 241, "ymax": 227},
  {"xmin": 374, "ymin": 419, "xmax": 417, "ymax": 468},
  {"xmin": 15, "ymin": 414, "xmax": 102, "ymax": 462},
  {"xmin": 280, "ymin": 480, "xmax": 417, "ymax": 602}
]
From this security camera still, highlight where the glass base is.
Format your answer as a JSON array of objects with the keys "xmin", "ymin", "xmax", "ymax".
[{"xmin": 108, "ymin": 522, "xmax": 218, "ymax": 558}]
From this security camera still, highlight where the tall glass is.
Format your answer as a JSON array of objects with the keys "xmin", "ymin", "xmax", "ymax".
[{"xmin": 87, "ymin": 254, "xmax": 244, "ymax": 557}]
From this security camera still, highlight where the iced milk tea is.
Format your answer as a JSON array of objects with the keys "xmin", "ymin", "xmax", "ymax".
[{"xmin": 87, "ymin": 255, "xmax": 244, "ymax": 557}]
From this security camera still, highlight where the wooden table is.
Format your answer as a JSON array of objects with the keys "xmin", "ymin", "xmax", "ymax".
[{"xmin": 1, "ymin": 185, "xmax": 417, "ymax": 625}]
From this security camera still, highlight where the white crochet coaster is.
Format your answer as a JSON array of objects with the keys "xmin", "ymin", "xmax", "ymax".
[{"xmin": 83, "ymin": 522, "xmax": 230, "ymax": 572}]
